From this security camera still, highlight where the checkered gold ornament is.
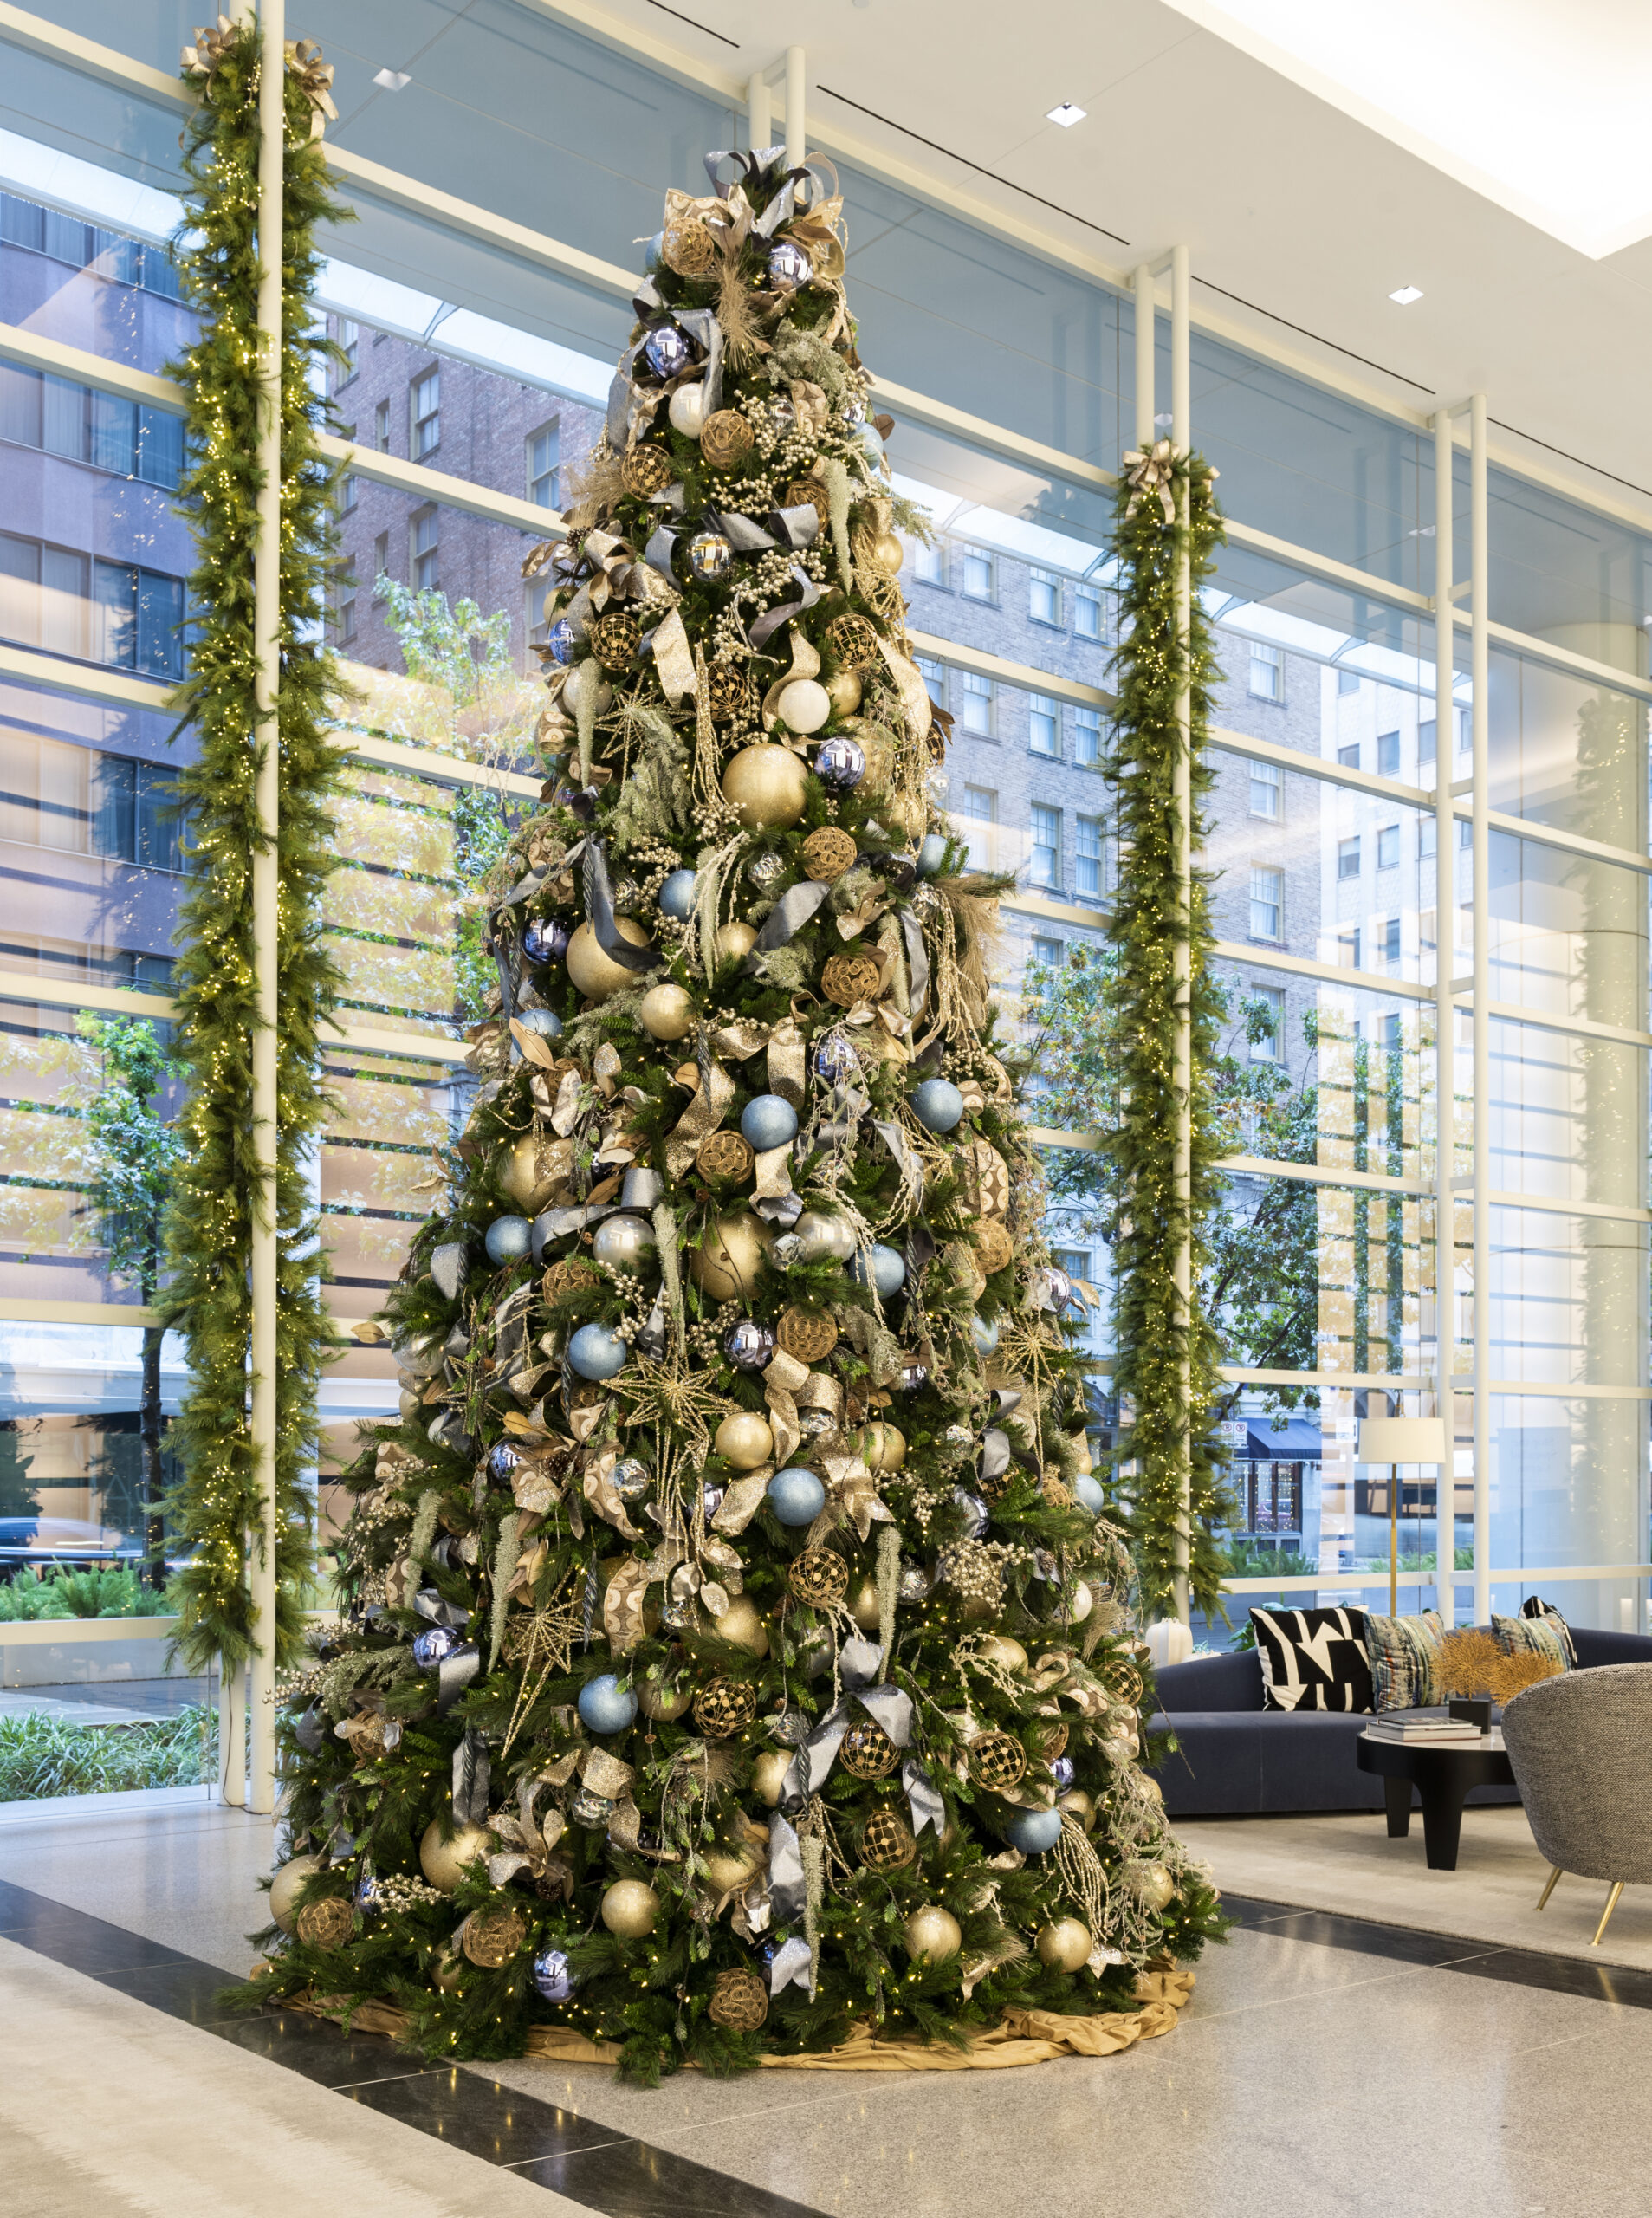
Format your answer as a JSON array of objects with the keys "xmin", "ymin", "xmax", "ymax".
[
  {"xmin": 696, "ymin": 1129, "xmax": 755, "ymax": 1183},
  {"xmin": 295, "ymin": 1896, "xmax": 354, "ymax": 1950},
  {"xmin": 692, "ymin": 1676, "xmax": 758, "ymax": 1738},
  {"xmin": 967, "ymin": 1729, "xmax": 1028, "ymax": 1791},
  {"xmin": 704, "ymin": 661, "xmax": 749, "ymax": 721},
  {"xmin": 461, "ymin": 1903, "xmax": 528, "ymax": 1968},
  {"xmin": 707, "ymin": 1967, "xmax": 768, "ymax": 2031},
  {"xmin": 777, "ymin": 1307, "xmax": 839, "ymax": 1362},
  {"xmin": 590, "ymin": 610, "xmax": 641, "ymax": 670},
  {"xmin": 826, "ymin": 613, "xmax": 881, "ymax": 671},
  {"xmin": 839, "ymin": 1718, "xmax": 899, "ymax": 1780},
  {"xmin": 801, "ymin": 826, "xmax": 858, "ymax": 883},
  {"xmin": 700, "ymin": 410, "xmax": 755, "ymax": 470},
  {"xmin": 821, "ymin": 950, "xmax": 883, "ymax": 1008},
  {"xmin": 620, "ymin": 444, "xmax": 676, "ymax": 497},
  {"xmin": 859, "ymin": 1806, "xmax": 916, "ymax": 1870},
  {"xmin": 788, "ymin": 1548, "xmax": 849, "ymax": 1608}
]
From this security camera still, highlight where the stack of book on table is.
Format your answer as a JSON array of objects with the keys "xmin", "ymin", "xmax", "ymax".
[{"xmin": 1364, "ymin": 1709, "xmax": 1486, "ymax": 1743}]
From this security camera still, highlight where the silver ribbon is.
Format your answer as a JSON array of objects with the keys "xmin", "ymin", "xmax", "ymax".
[
  {"xmin": 584, "ymin": 839, "xmax": 658, "ymax": 976},
  {"xmin": 768, "ymin": 1809, "xmax": 807, "ymax": 1923},
  {"xmin": 431, "ymin": 1242, "xmax": 468, "ymax": 1302},
  {"xmin": 414, "ymin": 1587, "xmax": 470, "ymax": 1631},
  {"xmin": 755, "ymin": 879, "xmax": 832, "ymax": 952},
  {"xmin": 768, "ymin": 1933, "xmax": 814, "ymax": 1998},
  {"xmin": 748, "ymin": 564, "xmax": 822, "ymax": 650},
  {"xmin": 782, "ymin": 1674, "xmax": 913, "ymax": 1801},
  {"xmin": 900, "ymin": 911, "xmax": 930, "ymax": 1019},
  {"xmin": 903, "ymin": 1756, "xmax": 945, "ymax": 1837},
  {"xmin": 451, "ymin": 1726, "xmax": 490, "ymax": 1823},
  {"xmin": 437, "ymin": 1643, "xmax": 482, "ymax": 1715}
]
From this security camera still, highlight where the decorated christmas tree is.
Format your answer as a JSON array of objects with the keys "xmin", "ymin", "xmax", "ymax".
[{"xmin": 260, "ymin": 146, "xmax": 1222, "ymax": 2079}]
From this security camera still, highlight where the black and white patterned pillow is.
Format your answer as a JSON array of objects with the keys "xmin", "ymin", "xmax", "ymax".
[{"xmin": 1250, "ymin": 1605, "xmax": 1374, "ymax": 1713}]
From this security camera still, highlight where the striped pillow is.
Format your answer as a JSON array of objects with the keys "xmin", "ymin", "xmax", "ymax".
[
  {"xmin": 1364, "ymin": 1608, "xmax": 1446, "ymax": 1711},
  {"xmin": 1250, "ymin": 1605, "xmax": 1374, "ymax": 1713}
]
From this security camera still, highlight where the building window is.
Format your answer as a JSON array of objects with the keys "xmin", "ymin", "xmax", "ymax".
[
  {"xmin": 1248, "ymin": 642, "xmax": 1283, "ymax": 700},
  {"xmin": 1076, "ymin": 814, "xmax": 1107, "ymax": 898},
  {"xmin": 1028, "ymin": 694, "xmax": 1059, "ymax": 756},
  {"xmin": 411, "ymin": 367, "xmax": 441, "ymax": 459},
  {"xmin": 916, "ymin": 655, "xmax": 945, "ymax": 708},
  {"xmin": 1378, "ymin": 916, "xmax": 1401, "ymax": 965},
  {"xmin": 1028, "ymin": 567, "xmax": 1060, "ymax": 625},
  {"xmin": 373, "ymin": 531, "xmax": 391, "ymax": 592},
  {"xmin": 1074, "ymin": 707, "xmax": 1102, "ymax": 766},
  {"xmin": 1338, "ymin": 926, "xmax": 1361, "ymax": 969},
  {"xmin": 1250, "ymin": 986, "xmax": 1286, "ymax": 1061},
  {"xmin": 1379, "ymin": 1011, "xmax": 1402, "ymax": 1051},
  {"xmin": 528, "ymin": 420, "xmax": 560, "ymax": 509},
  {"xmin": 1338, "ymin": 836, "xmax": 1361, "ymax": 879},
  {"xmin": 411, "ymin": 509, "xmax": 438, "ymax": 592},
  {"xmin": 1053, "ymin": 1247, "xmax": 1090, "ymax": 1287},
  {"xmin": 958, "ymin": 671, "xmax": 994, "ymax": 736},
  {"xmin": 374, "ymin": 398, "xmax": 391, "ymax": 452},
  {"xmin": 1338, "ymin": 740, "xmax": 1361, "ymax": 769},
  {"xmin": 1249, "ymin": 760, "xmax": 1281, "ymax": 819},
  {"xmin": 1338, "ymin": 666, "xmax": 1362, "ymax": 695},
  {"xmin": 334, "ymin": 317, "xmax": 358, "ymax": 386},
  {"xmin": 332, "ymin": 560, "xmax": 357, "ymax": 645},
  {"xmin": 959, "ymin": 544, "xmax": 994, "ymax": 600},
  {"xmin": 1249, "ymin": 865, "xmax": 1283, "ymax": 941},
  {"xmin": 337, "ymin": 427, "xmax": 357, "ymax": 512},
  {"xmin": 1030, "ymin": 804, "xmax": 1061, "ymax": 888},
  {"xmin": 1420, "ymin": 816, "xmax": 1437, "ymax": 859},
  {"xmin": 0, "ymin": 532, "xmax": 185, "ymax": 678},
  {"xmin": 1377, "ymin": 823, "xmax": 1400, "ymax": 870},
  {"xmin": 0, "ymin": 366, "xmax": 183, "ymax": 490},
  {"xmin": 1072, "ymin": 587, "xmax": 1102, "ymax": 641},
  {"xmin": 914, "ymin": 538, "xmax": 944, "ymax": 586},
  {"xmin": 1419, "ymin": 717, "xmax": 1437, "ymax": 765},
  {"xmin": 959, "ymin": 783, "xmax": 996, "ymax": 870},
  {"xmin": 1030, "ymin": 935, "xmax": 1064, "ymax": 969},
  {"xmin": 1377, "ymin": 730, "xmax": 1400, "ymax": 776}
]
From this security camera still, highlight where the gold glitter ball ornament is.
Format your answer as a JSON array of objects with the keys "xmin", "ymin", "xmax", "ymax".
[
  {"xmin": 860, "ymin": 1806, "xmax": 916, "ymax": 1870},
  {"xmin": 801, "ymin": 826, "xmax": 858, "ymax": 882},
  {"xmin": 704, "ymin": 661, "xmax": 749, "ymax": 721},
  {"xmin": 784, "ymin": 477, "xmax": 831, "ymax": 528},
  {"xmin": 722, "ymin": 743, "xmax": 809, "ymax": 830},
  {"xmin": 461, "ymin": 1902, "xmax": 528, "ymax": 1968},
  {"xmin": 971, "ymin": 1219, "xmax": 1014, "ymax": 1274},
  {"xmin": 788, "ymin": 1548, "xmax": 849, "ymax": 1608},
  {"xmin": 839, "ymin": 1718, "xmax": 899, "ymax": 1780},
  {"xmin": 693, "ymin": 1676, "xmax": 759, "ymax": 1739},
  {"xmin": 776, "ymin": 1306, "xmax": 839, "ymax": 1362},
  {"xmin": 567, "ymin": 916, "xmax": 652, "ymax": 1002},
  {"xmin": 968, "ymin": 1729, "xmax": 1028, "ymax": 1791},
  {"xmin": 599, "ymin": 1879, "xmax": 661, "ymax": 1937},
  {"xmin": 820, "ymin": 950, "xmax": 884, "ymax": 1008},
  {"xmin": 1036, "ymin": 1918, "xmax": 1093, "ymax": 1972},
  {"xmin": 708, "ymin": 1968, "xmax": 769, "ymax": 2031},
  {"xmin": 903, "ymin": 1903, "xmax": 962, "ymax": 1963},
  {"xmin": 696, "ymin": 1128, "xmax": 755, "ymax": 1184},
  {"xmin": 700, "ymin": 409, "xmax": 755, "ymax": 470},
  {"xmin": 689, "ymin": 1210, "xmax": 774, "ymax": 1302},
  {"xmin": 590, "ymin": 610, "xmax": 641, "ymax": 670},
  {"xmin": 826, "ymin": 613, "xmax": 881, "ymax": 671},
  {"xmin": 418, "ymin": 1820, "xmax": 492, "ymax": 1894},
  {"xmin": 620, "ymin": 444, "xmax": 675, "ymax": 497},
  {"xmin": 752, "ymin": 1748, "xmax": 793, "ymax": 1804},
  {"xmin": 1130, "ymin": 1861, "xmax": 1177, "ymax": 1912},
  {"xmin": 295, "ymin": 1896, "xmax": 354, "ymax": 1951}
]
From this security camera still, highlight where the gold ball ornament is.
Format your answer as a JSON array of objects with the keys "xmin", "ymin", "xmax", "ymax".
[
  {"xmin": 1130, "ymin": 1862, "xmax": 1176, "ymax": 1912},
  {"xmin": 690, "ymin": 1210, "xmax": 774, "ymax": 1302},
  {"xmin": 860, "ymin": 1420, "xmax": 906, "ymax": 1473},
  {"xmin": 751, "ymin": 1748, "xmax": 794, "ymax": 1806},
  {"xmin": 839, "ymin": 1718, "xmax": 899, "ymax": 1780},
  {"xmin": 638, "ymin": 983, "xmax": 695, "ymax": 1041},
  {"xmin": 801, "ymin": 826, "xmax": 858, "ymax": 882},
  {"xmin": 1058, "ymin": 1581, "xmax": 1094, "ymax": 1626},
  {"xmin": 776, "ymin": 1306, "xmax": 839, "ymax": 1361},
  {"xmin": 968, "ymin": 1730, "xmax": 1028, "ymax": 1791},
  {"xmin": 295, "ymin": 1895, "xmax": 355, "ymax": 1951},
  {"xmin": 716, "ymin": 919, "xmax": 758, "ymax": 963},
  {"xmin": 432, "ymin": 1951, "xmax": 467, "ymax": 1993},
  {"xmin": 960, "ymin": 1592, "xmax": 995, "ymax": 1625},
  {"xmin": 620, "ymin": 444, "xmax": 675, "ymax": 496},
  {"xmin": 977, "ymin": 1635, "xmax": 1028, "ymax": 1673},
  {"xmin": 599, "ymin": 1879, "xmax": 660, "ymax": 1939},
  {"xmin": 871, "ymin": 531, "xmax": 904, "ymax": 571},
  {"xmin": 1139, "ymin": 1775, "xmax": 1164, "ymax": 1805},
  {"xmin": 971, "ymin": 1219, "xmax": 1014, "ymax": 1275},
  {"xmin": 713, "ymin": 1411, "xmax": 774, "ymax": 1470},
  {"xmin": 847, "ymin": 1577, "xmax": 882, "ymax": 1633},
  {"xmin": 823, "ymin": 667, "xmax": 863, "ymax": 717},
  {"xmin": 419, "ymin": 1820, "xmax": 494, "ymax": 1895},
  {"xmin": 712, "ymin": 1593, "xmax": 770, "ymax": 1656},
  {"xmin": 1036, "ymin": 1918, "xmax": 1093, "ymax": 1972},
  {"xmin": 789, "ymin": 1548, "xmax": 849, "ymax": 1608},
  {"xmin": 1058, "ymin": 1789, "xmax": 1098, "ymax": 1833},
  {"xmin": 722, "ymin": 743, "xmax": 808, "ymax": 830},
  {"xmin": 708, "ymin": 1967, "xmax": 768, "ymax": 2031},
  {"xmin": 567, "ymin": 917, "xmax": 651, "ymax": 1002},
  {"xmin": 638, "ymin": 1676, "xmax": 692, "ymax": 1721},
  {"xmin": 498, "ymin": 1131, "xmax": 563, "ymax": 1215},
  {"xmin": 692, "ymin": 1676, "xmax": 759, "ymax": 1738},
  {"xmin": 903, "ymin": 1903, "xmax": 962, "ymax": 1963},
  {"xmin": 702, "ymin": 1842, "xmax": 761, "ymax": 1894},
  {"xmin": 700, "ymin": 409, "xmax": 755, "ymax": 469},
  {"xmin": 269, "ymin": 1854, "xmax": 321, "ymax": 1936},
  {"xmin": 860, "ymin": 1806, "xmax": 917, "ymax": 1870},
  {"xmin": 461, "ymin": 1902, "xmax": 528, "ymax": 1968}
]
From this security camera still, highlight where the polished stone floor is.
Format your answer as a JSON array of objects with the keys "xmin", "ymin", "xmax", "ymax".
[{"xmin": 3, "ymin": 1794, "xmax": 1652, "ymax": 2217}]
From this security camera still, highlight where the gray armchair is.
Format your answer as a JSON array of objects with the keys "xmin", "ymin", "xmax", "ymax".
[{"xmin": 1500, "ymin": 1663, "xmax": 1652, "ymax": 1947}]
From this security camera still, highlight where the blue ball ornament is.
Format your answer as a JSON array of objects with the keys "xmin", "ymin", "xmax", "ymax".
[
  {"xmin": 917, "ymin": 833, "xmax": 949, "ymax": 878},
  {"xmin": 1073, "ymin": 1474, "xmax": 1106, "ymax": 1518},
  {"xmin": 814, "ymin": 735, "xmax": 865, "ymax": 789},
  {"xmin": 487, "ymin": 1442, "xmax": 522, "ymax": 1483},
  {"xmin": 643, "ymin": 321, "xmax": 695, "ymax": 380},
  {"xmin": 658, "ymin": 867, "xmax": 697, "ymax": 920},
  {"xmin": 642, "ymin": 229, "xmax": 665, "ymax": 273},
  {"xmin": 485, "ymin": 1216, "xmax": 532, "ymax": 1265},
  {"xmin": 741, "ymin": 1093, "xmax": 800, "ymax": 1152},
  {"xmin": 412, "ymin": 1625, "xmax": 461, "ymax": 1670},
  {"xmin": 354, "ymin": 1869, "xmax": 380, "ymax": 1914},
  {"xmin": 768, "ymin": 1466, "xmax": 826, "ymax": 1526},
  {"xmin": 1050, "ymin": 1756, "xmax": 1076, "ymax": 1792},
  {"xmin": 1002, "ymin": 1806, "xmax": 1064, "ymax": 1854},
  {"xmin": 547, "ymin": 619, "xmax": 578, "ymax": 665},
  {"xmin": 568, "ymin": 1323, "xmax": 628, "ymax": 1381},
  {"xmin": 515, "ymin": 1007, "xmax": 562, "ymax": 1038},
  {"xmin": 577, "ymin": 1672, "xmax": 638, "ymax": 1734},
  {"xmin": 856, "ymin": 421, "xmax": 886, "ymax": 465},
  {"xmin": 910, "ymin": 1078, "xmax": 964, "ymax": 1132},
  {"xmin": 533, "ymin": 1947, "xmax": 580, "ymax": 2002},
  {"xmin": 813, "ymin": 1033, "xmax": 858, "ymax": 1083},
  {"xmin": 971, "ymin": 1313, "xmax": 1001, "ymax": 1358},
  {"xmin": 851, "ymin": 1242, "xmax": 906, "ymax": 1298},
  {"xmin": 522, "ymin": 918, "xmax": 569, "ymax": 963}
]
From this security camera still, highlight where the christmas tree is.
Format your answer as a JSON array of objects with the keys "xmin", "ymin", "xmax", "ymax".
[{"xmin": 261, "ymin": 146, "xmax": 1222, "ymax": 2079}]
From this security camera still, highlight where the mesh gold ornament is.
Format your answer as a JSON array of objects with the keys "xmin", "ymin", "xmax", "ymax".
[
  {"xmin": 801, "ymin": 826, "xmax": 857, "ymax": 883},
  {"xmin": 544, "ymin": 1258, "xmax": 601, "ymax": 1300},
  {"xmin": 707, "ymin": 1966, "xmax": 768, "ymax": 2030},
  {"xmin": 784, "ymin": 477, "xmax": 831, "ymax": 528},
  {"xmin": 620, "ymin": 444, "xmax": 675, "ymax": 497},
  {"xmin": 826, "ymin": 613, "xmax": 880, "ymax": 671},
  {"xmin": 295, "ymin": 1896, "xmax": 354, "ymax": 1950},
  {"xmin": 971, "ymin": 1219, "xmax": 1014, "ymax": 1274},
  {"xmin": 968, "ymin": 1729, "xmax": 1028, "ymax": 1791},
  {"xmin": 821, "ymin": 951, "xmax": 883, "ymax": 1008},
  {"xmin": 590, "ymin": 610, "xmax": 641, "ymax": 670},
  {"xmin": 839, "ymin": 1717, "xmax": 899, "ymax": 1779},
  {"xmin": 859, "ymin": 1806, "xmax": 916, "ymax": 1870},
  {"xmin": 700, "ymin": 410, "xmax": 755, "ymax": 470},
  {"xmin": 461, "ymin": 1903, "xmax": 528, "ymax": 1968},
  {"xmin": 662, "ymin": 217, "xmax": 717, "ymax": 277},
  {"xmin": 776, "ymin": 1307, "xmax": 838, "ymax": 1363},
  {"xmin": 696, "ymin": 1129, "xmax": 755, "ymax": 1183},
  {"xmin": 692, "ymin": 1676, "xmax": 758, "ymax": 1738},
  {"xmin": 788, "ymin": 1548, "xmax": 848, "ymax": 1608},
  {"xmin": 704, "ymin": 662, "xmax": 749, "ymax": 722}
]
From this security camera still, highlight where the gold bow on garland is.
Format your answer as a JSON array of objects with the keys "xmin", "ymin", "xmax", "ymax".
[
  {"xmin": 1121, "ymin": 439, "xmax": 1179, "ymax": 525},
  {"xmin": 181, "ymin": 25, "xmax": 338, "ymax": 142},
  {"xmin": 181, "ymin": 17, "xmax": 237, "ymax": 81}
]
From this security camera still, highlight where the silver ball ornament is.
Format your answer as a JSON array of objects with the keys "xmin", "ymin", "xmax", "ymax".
[
  {"xmin": 547, "ymin": 619, "xmax": 578, "ymax": 665},
  {"xmin": 611, "ymin": 1457, "xmax": 651, "ymax": 1503},
  {"xmin": 724, "ymin": 1319, "xmax": 776, "ymax": 1372},
  {"xmin": 747, "ymin": 852, "xmax": 784, "ymax": 888},
  {"xmin": 590, "ymin": 1212, "xmax": 658, "ymax": 1271},
  {"xmin": 768, "ymin": 240, "xmax": 811, "ymax": 287},
  {"xmin": 897, "ymin": 1359, "xmax": 930, "ymax": 1393},
  {"xmin": 953, "ymin": 1488, "xmax": 990, "ymax": 1538},
  {"xmin": 813, "ymin": 1033, "xmax": 858, "ymax": 1083},
  {"xmin": 687, "ymin": 529, "xmax": 734, "ymax": 582},
  {"xmin": 532, "ymin": 1947, "xmax": 580, "ymax": 2002},
  {"xmin": 522, "ymin": 918, "xmax": 568, "ymax": 963},
  {"xmin": 643, "ymin": 323, "xmax": 694, "ymax": 379},
  {"xmin": 412, "ymin": 1625, "xmax": 461, "ymax": 1670},
  {"xmin": 487, "ymin": 1442, "xmax": 522, "ymax": 1483},
  {"xmin": 910, "ymin": 1078, "xmax": 965, "ymax": 1132},
  {"xmin": 814, "ymin": 735, "xmax": 865, "ymax": 789}
]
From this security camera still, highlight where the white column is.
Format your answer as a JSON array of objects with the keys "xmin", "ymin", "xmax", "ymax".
[
  {"xmin": 784, "ymin": 48, "xmax": 806, "ymax": 168},
  {"xmin": 747, "ymin": 71, "xmax": 771, "ymax": 152},
  {"xmin": 1432, "ymin": 407, "xmax": 1457, "ymax": 1623},
  {"xmin": 247, "ymin": 0, "xmax": 284, "ymax": 1817},
  {"xmin": 1469, "ymin": 394, "xmax": 1491, "ymax": 1629},
  {"xmin": 1170, "ymin": 244, "xmax": 1192, "ymax": 1624},
  {"xmin": 1132, "ymin": 264, "xmax": 1154, "ymax": 449}
]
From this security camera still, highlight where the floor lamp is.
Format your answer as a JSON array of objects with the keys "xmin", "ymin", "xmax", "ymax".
[{"xmin": 1357, "ymin": 1416, "xmax": 1450, "ymax": 1615}]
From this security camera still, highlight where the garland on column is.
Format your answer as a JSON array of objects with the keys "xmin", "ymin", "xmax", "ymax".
[
  {"xmin": 1103, "ymin": 444, "xmax": 1233, "ymax": 1623},
  {"xmin": 161, "ymin": 22, "xmax": 347, "ymax": 1674}
]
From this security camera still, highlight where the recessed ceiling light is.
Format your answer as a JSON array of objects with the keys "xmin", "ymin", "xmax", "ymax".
[
  {"xmin": 1046, "ymin": 102, "xmax": 1086, "ymax": 127},
  {"xmin": 1389, "ymin": 284, "xmax": 1423, "ymax": 304},
  {"xmin": 373, "ymin": 68, "xmax": 411, "ymax": 90}
]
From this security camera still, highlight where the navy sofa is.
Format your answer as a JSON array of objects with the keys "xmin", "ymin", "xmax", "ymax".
[{"xmin": 1147, "ymin": 1625, "xmax": 1652, "ymax": 1818}]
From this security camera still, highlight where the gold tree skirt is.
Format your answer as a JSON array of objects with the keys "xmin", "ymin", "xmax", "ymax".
[{"xmin": 282, "ymin": 1968, "xmax": 1193, "ymax": 2072}]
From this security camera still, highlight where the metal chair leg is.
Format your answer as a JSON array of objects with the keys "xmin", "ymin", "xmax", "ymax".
[
  {"xmin": 1536, "ymin": 1865, "xmax": 1563, "ymax": 1912},
  {"xmin": 1591, "ymin": 1882, "xmax": 1625, "ymax": 1948}
]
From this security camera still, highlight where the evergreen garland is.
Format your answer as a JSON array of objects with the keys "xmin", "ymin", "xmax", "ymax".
[
  {"xmin": 161, "ymin": 23, "xmax": 347, "ymax": 1673},
  {"xmin": 1103, "ymin": 451, "xmax": 1234, "ymax": 1623}
]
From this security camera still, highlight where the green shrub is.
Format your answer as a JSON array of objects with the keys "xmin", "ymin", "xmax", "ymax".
[
  {"xmin": 0, "ymin": 1566, "xmax": 172, "ymax": 1620},
  {"xmin": 0, "ymin": 1706, "xmax": 212, "ymax": 1802}
]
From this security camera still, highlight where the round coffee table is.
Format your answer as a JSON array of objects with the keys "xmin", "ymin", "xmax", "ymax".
[{"xmin": 1356, "ymin": 1732, "xmax": 1517, "ymax": 1870}]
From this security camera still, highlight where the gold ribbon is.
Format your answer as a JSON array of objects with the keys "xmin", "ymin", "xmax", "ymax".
[
  {"xmin": 285, "ymin": 39, "xmax": 338, "ymax": 139},
  {"xmin": 754, "ymin": 1143, "xmax": 794, "ymax": 1203},
  {"xmin": 761, "ymin": 1347, "xmax": 811, "ymax": 1468},
  {"xmin": 181, "ymin": 19, "xmax": 236, "ymax": 81},
  {"xmin": 1122, "ymin": 438, "xmax": 1178, "ymax": 524},
  {"xmin": 820, "ymin": 1448, "xmax": 891, "ymax": 1543},
  {"xmin": 583, "ymin": 1445, "xmax": 645, "ymax": 1540},
  {"xmin": 602, "ymin": 1555, "xmax": 652, "ymax": 1653},
  {"xmin": 711, "ymin": 1470, "xmax": 774, "ymax": 1534},
  {"xmin": 761, "ymin": 630, "xmax": 823, "ymax": 730},
  {"xmin": 664, "ymin": 1059, "xmax": 735, "ymax": 1177}
]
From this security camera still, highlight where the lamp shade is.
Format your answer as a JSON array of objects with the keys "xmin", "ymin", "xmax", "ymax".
[{"xmin": 1357, "ymin": 1417, "xmax": 1448, "ymax": 1465}]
